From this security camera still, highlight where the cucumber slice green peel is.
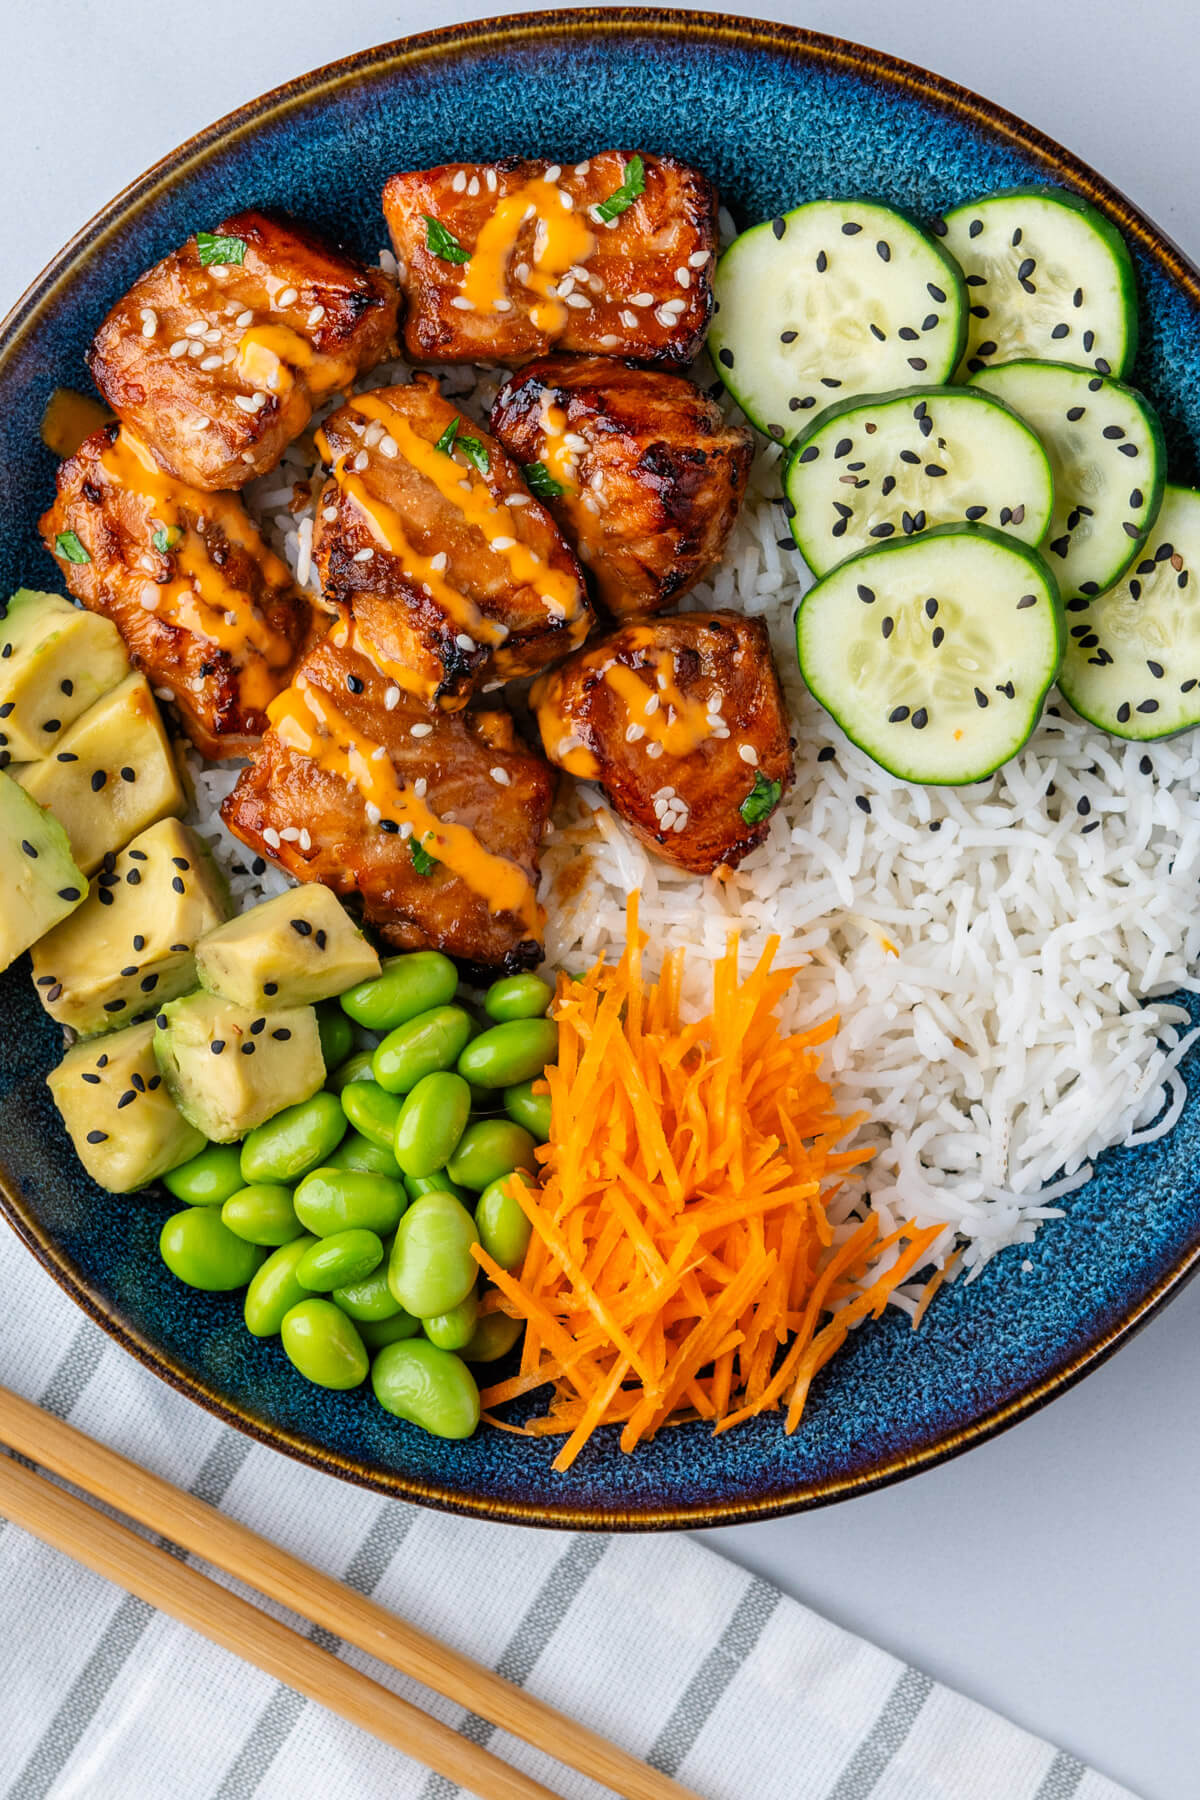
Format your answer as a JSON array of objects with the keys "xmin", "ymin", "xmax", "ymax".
[
  {"xmin": 710, "ymin": 198, "xmax": 967, "ymax": 442},
  {"xmin": 1058, "ymin": 484, "xmax": 1200, "ymax": 741},
  {"xmin": 795, "ymin": 523, "xmax": 1064, "ymax": 785},
  {"xmin": 938, "ymin": 186, "xmax": 1138, "ymax": 381},
  {"xmin": 969, "ymin": 360, "xmax": 1165, "ymax": 603},
  {"xmin": 782, "ymin": 385, "xmax": 1054, "ymax": 576}
]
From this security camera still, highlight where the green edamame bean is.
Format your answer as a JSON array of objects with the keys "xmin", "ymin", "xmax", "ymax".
[
  {"xmin": 340, "ymin": 951, "xmax": 458, "ymax": 1032},
  {"xmin": 340, "ymin": 1080, "xmax": 403, "ymax": 1149},
  {"xmin": 374, "ymin": 1006, "xmax": 473, "ymax": 1095},
  {"xmin": 240, "ymin": 1091, "xmax": 347, "ymax": 1185},
  {"xmin": 358, "ymin": 1311, "xmax": 421, "ymax": 1349},
  {"xmin": 446, "ymin": 1120, "xmax": 537, "ymax": 1192},
  {"xmin": 503, "ymin": 1080, "xmax": 552, "ymax": 1141},
  {"xmin": 422, "ymin": 1287, "xmax": 479, "ymax": 1351},
  {"xmin": 161, "ymin": 1142, "xmax": 245, "ymax": 1206},
  {"xmin": 456, "ymin": 1019, "xmax": 558, "ymax": 1090},
  {"xmin": 296, "ymin": 1228, "xmax": 383, "ymax": 1292},
  {"xmin": 221, "ymin": 1184, "xmax": 303, "ymax": 1247},
  {"xmin": 326, "ymin": 1129, "xmax": 402, "ymax": 1178},
  {"xmin": 317, "ymin": 1002, "xmax": 355, "ymax": 1071},
  {"xmin": 393, "ymin": 1071, "xmax": 471, "ymax": 1178},
  {"xmin": 327, "ymin": 1049, "xmax": 376, "ymax": 1093},
  {"xmin": 293, "ymin": 1167, "xmax": 407, "ymax": 1238},
  {"xmin": 462, "ymin": 1311, "xmax": 524, "ymax": 1363},
  {"xmin": 244, "ymin": 1235, "xmax": 318, "ymax": 1337},
  {"xmin": 466, "ymin": 1082, "xmax": 505, "ymax": 1115},
  {"xmin": 160, "ymin": 1208, "xmax": 265, "ymax": 1291},
  {"xmin": 475, "ymin": 1176, "xmax": 534, "ymax": 1272},
  {"xmin": 281, "ymin": 1298, "xmax": 368, "ymax": 1389},
  {"xmin": 332, "ymin": 1263, "xmax": 404, "ymax": 1322},
  {"xmin": 371, "ymin": 1339, "xmax": 480, "ymax": 1439},
  {"xmin": 405, "ymin": 1170, "xmax": 469, "ymax": 1202},
  {"xmin": 388, "ymin": 1191, "xmax": 479, "ymax": 1317},
  {"xmin": 483, "ymin": 973, "xmax": 553, "ymax": 1022}
]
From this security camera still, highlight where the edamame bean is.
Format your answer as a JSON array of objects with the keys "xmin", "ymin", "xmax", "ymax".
[
  {"xmin": 446, "ymin": 1120, "xmax": 537, "ymax": 1192},
  {"xmin": 462, "ymin": 1311, "xmax": 524, "ymax": 1363},
  {"xmin": 483, "ymin": 973, "xmax": 553, "ymax": 1022},
  {"xmin": 503, "ymin": 1079, "xmax": 552, "ymax": 1141},
  {"xmin": 405, "ymin": 1171, "xmax": 470, "ymax": 1202},
  {"xmin": 326, "ymin": 1129, "xmax": 402, "ymax": 1178},
  {"xmin": 162, "ymin": 1143, "xmax": 245, "ymax": 1206},
  {"xmin": 475, "ymin": 1176, "xmax": 534, "ymax": 1271},
  {"xmin": 457, "ymin": 1019, "xmax": 558, "ymax": 1089},
  {"xmin": 327, "ymin": 1049, "xmax": 376, "ymax": 1093},
  {"xmin": 316, "ymin": 1002, "xmax": 355, "ymax": 1071},
  {"xmin": 160, "ymin": 1208, "xmax": 265, "ymax": 1291},
  {"xmin": 374, "ymin": 1006, "xmax": 473, "ymax": 1095},
  {"xmin": 244, "ymin": 1235, "xmax": 318, "ymax": 1337},
  {"xmin": 388, "ymin": 1191, "xmax": 479, "ymax": 1317},
  {"xmin": 340, "ymin": 951, "xmax": 458, "ymax": 1031},
  {"xmin": 422, "ymin": 1287, "xmax": 478, "ymax": 1351},
  {"xmin": 221, "ymin": 1184, "xmax": 304, "ymax": 1247},
  {"xmin": 240, "ymin": 1092, "xmax": 347, "ymax": 1185},
  {"xmin": 296, "ymin": 1229, "xmax": 383, "ymax": 1291},
  {"xmin": 371, "ymin": 1339, "xmax": 480, "ymax": 1439},
  {"xmin": 332, "ymin": 1263, "xmax": 404, "ymax": 1322},
  {"xmin": 281, "ymin": 1298, "xmax": 368, "ymax": 1389},
  {"xmin": 358, "ymin": 1311, "xmax": 421, "ymax": 1349},
  {"xmin": 393, "ymin": 1072, "xmax": 471, "ymax": 1178},
  {"xmin": 340, "ymin": 1080, "xmax": 403, "ymax": 1148},
  {"xmin": 294, "ymin": 1168, "xmax": 407, "ymax": 1238}
]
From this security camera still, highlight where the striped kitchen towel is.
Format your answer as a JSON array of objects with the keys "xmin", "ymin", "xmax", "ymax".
[{"xmin": 0, "ymin": 1226, "xmax": 1132, "ymax": 1800}]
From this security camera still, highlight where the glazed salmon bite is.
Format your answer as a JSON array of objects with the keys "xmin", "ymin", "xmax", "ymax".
[{"xmin": 381, "ymin": 152, "xmax": 716, "ymax": 366}]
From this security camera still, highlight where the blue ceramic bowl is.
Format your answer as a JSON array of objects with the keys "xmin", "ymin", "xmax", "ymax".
[{"xmin": 3, "ymin": 10, "xmax": 1199, "ymax": 1529}]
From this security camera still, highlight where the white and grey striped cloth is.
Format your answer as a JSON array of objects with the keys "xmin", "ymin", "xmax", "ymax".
[{"xmin": 0, "ymin": 1225, "xmax": 1133, "ymax": 1800}]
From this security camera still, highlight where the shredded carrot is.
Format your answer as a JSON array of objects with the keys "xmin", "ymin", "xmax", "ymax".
[{"xmin": 474, "ymin": 894, "xmax": 940, "ymax": 1471}]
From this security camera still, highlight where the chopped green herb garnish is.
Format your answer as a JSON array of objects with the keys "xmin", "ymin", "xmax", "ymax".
[
  {"xmin": 523, "ymin": 460, "xmax": 566, "ymax": 500},
  {"xmin": 422, "ymin": 215, "xmax": 471, "ymax": 264},
  {"xmin": 434, "ymin": 417, "xmax": 461, "ymax": 456},
  {"xmin": 54, "ymin": 531, "xmax": 91, "ymax": 565},
  {"xmin": 434, "ymin": 415, "xmax": 489, "ymax": 476},
  {"xmin": 738, "ymin": 771, "xmax": 782, "ymax": 826},
  {"xmin": 152, "ymin": 525, "xmax": 184, "ymax": 554},
  {"xmin": 594, "ymin": 155, "xmax": 646, "ymax": 224},
  {"xmin": 196, "ymin": 230, "xmax": 247, "ymax": 267},
  {"xmin": 409, "ymin": 837, "xmax": 439, "ymax": 876}
]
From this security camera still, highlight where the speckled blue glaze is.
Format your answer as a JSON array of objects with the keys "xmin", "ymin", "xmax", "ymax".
[{"xmin": 3, "ymin": 12, "xmax": 1200, "ymax": 1528}]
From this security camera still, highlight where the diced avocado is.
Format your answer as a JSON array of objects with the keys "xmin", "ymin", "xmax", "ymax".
[
  {"xmin": 0, "ymin": 770, "xmax": 86, "ymax": 972},
  {"xmin": 195, "ymin": 884, "xmax": 381, "ymax": 1010},
  {"xmin": 48, "ymin": 1020, "xmax": 205, "ymax": 1193},
  {"xmin": 0, "ymin": 590, "xmax": 129, "ymax": 762},
  {"xmin": 31, "ymin": 819, "xmax": 231, "ymax": 1035},
  {"xmin": 153, "ymin": 991, "xmax": 324, "ymax": 1143},
  {"xmin": 15, "ymin": 673, "xmax": 185, "ymax": 874}
]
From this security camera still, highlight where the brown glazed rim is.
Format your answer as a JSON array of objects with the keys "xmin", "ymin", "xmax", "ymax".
[{"xmin": 3, "ymin": 9, "xmax": 1199, "ymax": 1530}]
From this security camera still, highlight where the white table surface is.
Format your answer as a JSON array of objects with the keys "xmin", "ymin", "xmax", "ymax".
[{"xmin": 5, "ymin": 4, "xmax": 1199, "ymax": 1796}]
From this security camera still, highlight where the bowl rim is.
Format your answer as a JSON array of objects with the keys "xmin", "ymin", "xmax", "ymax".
[{"xmin": 4, "ymin": 5, "xmax": 1199, "ymax": 1530}]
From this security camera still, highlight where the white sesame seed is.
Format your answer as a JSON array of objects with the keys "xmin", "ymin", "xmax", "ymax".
[
  {"xmin": 455, "ymin": 633, "xmax": 475, "ymax": 650},
  {"xmin": 384, "ymin": 686, "xmax": 400, "ymax": 711},
  {"xmin": 630, "ymin": 292, "xmax": 654, "ymax": 307},
  {"xmin": 664, "ymin": 298, "xmax": 688, "ymax": 315},
  {"xmin": 450, "ymin": 296, "xmax": 474, "ymax": 311},
  {"xmin": 141, "ymin": 311, "xmax": 158, "ymax": 338},
  {"xmin": 493, "ymin": 298, "xmax": 513, "ymax": 313},
  {"xmin": 410, "ymin": 722, "xmax": 433, "ymax": 738},
  {"xmin": 738, "ymin": 743, "xmax": 758, "ymax": 765},
  {"xmin": 689, "ymin": 250, "xmax": 710, "ymax": 269},
  {"xmin": 400, "ymin": 821, "xmax": 414, "ymax": 839},
  {"xmin": 138, "ymin": 592, "xmax": 159, "ymax": 611},
  {"xmin": 300, "ymin": 828, "xmax": 312, "ymax": 850},
  {"xmin": 199, "ymin": 354, "xmax": 223, "ymax": 371},
  {"xmin": 467, "ymin": 176, "xmax": 480, "ymax": 196},
  {"xmin": 280, "ymin": 825, "xmax": 301, "ymax": 841},
  {"xmin": 672, "ymin": 815, "xmax": 688, "ymax": 833},
  {"xmin": 379, "ymin": 434, "xmax": 398, "ymax": 458},
  {"xmin": 352, "ymin": 450, "xmax": 369, "ymax": 471},
  {"xmin": 619, "ymin": 310, "xmax": 639, "ymax": 329},
  {"xmin": 307, "ymin": 304, "xmax": 326, "ymax": 328},
  {"xmin": 211, "ymin": 265, "xmax": 228, "ymax": 279},
  {"xmin": 252, "ymin": 391, "xmax": 269, "ymax": 409},
  {"xmin": 234, "ymin": 392, "xmax": 259, "ymax": 411},
  {"xmin": 644, "ymin": 694, "xmax": 660, "ymax": 716},
  {"xmin": 322, "ymin": 505, "xmax": 338, "ymax": 522},
  {"xmin": 365, "ymin": 802, "xmax": 382, "ymax": 825},
  {"xmin": 675, "ymin": 267, "xmax": 691, "ymax": 288},
  {"xmin": 625, "ymin": 723, "xmax": 645, "ymax": 743},
  {"xmin": 564, "ymin": 293, "xmax": 591, "ymax": 309},
  {"xmin": 364, "ymin": 420, "xmax": 385, "ymax": 447},
  {"xmin": 598, "ymin": 335, "xmax": 621, "ymax": 349},
  {"xmin": 545, "ymin": 165, "xmax": 562, "ymax": 183},
  {"xmin": 490, "ymin": 766, "xmax": 511, "ymax": 786},
  {"xmin": 507, "ymin": 493, "xmax": 529, "ymax": 507},
  {"xmin": 371, "ymin": 745, "xmax": 388, "ymax": 762},
  {"xmin": 491, "ymin": 536, "xmax": 516, "ymax": 551},
  {"xmin": 558, "ymin": 277, "xmax": 576, "ymax": 298},
  {"xmin": 222, "ymin": 348, "xmax": 236, "ymax": 364},
  {"xmin": 646, "ymin": 741, "xmax": 663, "ymax": 759},
  {"xmin": 559, "ymin": 191, "xmax": 574, "ymax": 211},
  {"xmin": 414, "ymin": 777, "xmax": 427, "ymax": 797},
  {"xmin": 202, "ymin": 327, "xmax": 221, "ymax": 345},
  {"xmin": 187, "ymin": 341, "xmax": 205, "ymax": 358},
  {"xmin": 708, "ymin": 690, "xmax": 724, "ymax": 711},
  {"xmin": 276, "ymin": 286, "xmax": 298, "ymax": 309},
  {"xmin": 563, "ymin": 432, "xmax": 588, "ymax": 452},
  {"xmin": 515, "ymin": 262, "xmax": 531, "ymax": 284},
  {"xmin": 169, "ymin": 339, "xmax": 189, "ymax": 358},
  {"xmin": 574, "ymin": 161, "xmax": 590, "ymax": 175},
  {"xmin": 706, "ymin": 713, "xmax": 724, "ymax": 731},
  {"xmin": 452, "ymin": 169, "xmax": 467, "ymax": 192},
  {"xmin": 154, "ymin": 686, "xmax": 174, "ymax": 700},
  {"xmin": 241, "ymin": 451, "xmax": 256, "ymax": 463},
  {"xmin": 184, "ymin": 321, "xmax": 208, "ymax": 338},
  {"xmin": 655, "ymin": 307, "xmax": 676, "ymax": 326},
  {"xmin": 235, "ymin": 309, "xmax": 254, "ymax": 328},
  {"xmin": 263, "ymin": 827, "xmax": 282, "ymax": 849},
  {"xmin": 353, "ymin": 547, "xmax": 375, "ymax": 562},
  {"xmin": 486, "ymin": 168, "xmax": 498, "ymax": 192}
]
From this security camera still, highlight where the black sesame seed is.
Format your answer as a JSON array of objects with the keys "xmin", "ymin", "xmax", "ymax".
[
  {"xmin": 316, "ymin": 929, "xmax": 328, "ymax": 950},
  {"xmin": 818, "ymin": 746, "xmax": 836, "ymax": 762},
  {"xmin": 1080, "ymin": 581, "xmax": 1100, "ymax": 596},
  {"xmin": 1066, "ymin": 406, "xmax": 1086, "ymax": 422},
  {"xmin": 907, "ymin": 358, "xmax": 928, "ymax": 372},
  {"xmin": 921, "ymin": 314, "xmax": 939, "ymax": 331},
  {"xmin": 898, "ymin": 327, "xmax": 919, "ymax": 342},
  {"xmin": 902, "ymin": 512, "xmax": 917, "ymax": 536},
  {"xmin": 120, "ymin": 964, "xmax": 137, "ymax": 977},
  {"xmin": 1147, "ymin": 660, "xmax": 1165, "ymax": 678},
  {"xmin": 1138, "ymin": 699, "xmax": 1160, "ymax": 713},
  {"xmin": 263, "ymin": 982, "xmax": 279, "ymax": 996},
  {"xmin": 881, "ymin": 616, "xmax": 894, "ymax": 638},
  {"xmin": 97, "ymin": 889, "xmax": 114, "ymax": 907},
  {"xmin": 46, "ymin": 982, "xmax": 63, "ymax": 1002},
  {"xmin": 1139, "ymin": 754, "xmax": 1154, "ymax": 773},
  {"xmin": 815, "ymin": 252, "xmax": 827, "ymax": 273},
  {"xmin": 1051, "ymin": 324, "xmax": 1069, "ymax": 340},
  {"xmin": 291, "ymin": 919, "xmax": 313, "ymax": 937},
  {"xmin": 969, "ymin": 304, "xmax": 989, "ymax": 320},
  {"xmin": 889, "ymin": 706, "xmax": 910, "ymax": 722},
  {"xmin": 899, "ymin": 450, "xmax": 921, "ymax": 465},
  {"xmin": 870, "ymin": 523, "xmax": 895, "ymax": 538},
  {"xmin": 780, "ymin": 329, "xmax": 798, "ymax": 343},
  {"xmin": 241, "ymin": 1041, "xmax": 256, "ymax": 1055},
  {"xmin": 856, "ymin": 585, "xmax": 875, "ymax": 604},
  {"xmin": 170, "ymin": 943, "xmax": 189, "ymax": 954},
  {"xmin": 35, "ymin": 976, "xmax": 55, "ymax": 988},
  {"xmin": 968, "ymin": 218, "xmax": 983, "ymax": 238},
  {"xmin": 928, "ymin": 283, "xmax": 947, "ymax": 302},
  {"xmin": 1088, "ymin": 377, "xmax": 1103, "ymax": 392},
  {"xmin": 1118, "ymin": 703, "xmax": 1132, "ymax": 723},
  {"xmin": 911, "ymin": 708, "xmax": 929, "ymax": 729},
  {"xmin": 965, "ymin": 505, "xmax": 987, "ymax": 521},
  {"xmin": 121, "ymin": 766, "xmax": 135, "ymax": 782},
  {"xmin": 1077, "ymin": 795, "xmax": 1091, "ymax": 815},
  {"xmin": 771, "ymin": 217, "xmax": 786, "ymax": 239},
  {"xmin": 42, "ymin": 720, "xmax": 61, "ymax": 734},
  {"xmin": 925, "ymin": 598, "xmax": 938, "ymax": 619},
  {"xmin": 210, "ymin": 1039, "xmax": 226, "ymax": 1054},
  {"xmin": 831, "ymin": 519, "xmax": 848, "ymax": 539},
  {"xmin": 1081, "ymin": 820, "xmax": 1100, "ymax": 835},
  {"xmin": 876, "ymin": 241, "xmax": 891, "ymax": 262},
  {"xmin": 1017, "ymin": 594, "xmax": 1038, "ymax": 610},
  {"xmin": 126, "ymin": 869, "xmax": 141, "ymax": 885},
  {"xmin": 117, "ymin": 1090, "xmax": 136, "ymax": 1109},
  {"xmin": 346, "ymin": 674, "xmax": 364, "ymax": 694},
  {"xmin": 717, "ymin": 348, "xmax": 734, "ymax": 369},
  {"xmin": 1095, "ymin": 358, "xmax": 1111, "ymax": 376},
  {"xmin": 81, "ymin": 1072, "xmax": 100, "ymax": 1085},
  {"xmin": 925, "ymin": 464, "xmax": 946, "ymax": 478},
  {"xmin": 931, "ymin": 627, "xmax": 944, "ymax": 648},
  {"xmin": 1102, "ymin": 425, "xmax": 1125, "ymax": 440},
  {"xmin": 1000, "ymin": 507, "xmax": 1013, "ymax": 527},
  {"xmin": 250, "ymin": 1017, "xmax": 266, "ymax": 1035},
  {"xmin": 833, "ymin": 437, "xmax": 852, "ymax": 458},
  {"xmin": 976, "ymin": 341, "xmax": 997, "ymax": 358},
  {"xmin": 56, "ymin": 752, "xmax": 78, "ymax": 763},
  {"xmin": 841, "ymin": 221, "xmax": 862, "ymax": 235},
  {"xmin": 797, "ymin": 445, "xmax": 819, "ymax": 464},
  {"xmin": 20, "ymin": 839, "xmax": 37, "ymax": 859},
  {"xmin": 1123, "ymin": 522, "xmax": 1141, "ymax": 539},
  {"xmin": 252, "ymin": 858, "xmax": 267, "ymax": 875},
  {"xmin": 141, "ymin": 974, "xmax": 159, "ymax": 992},
  {"xmin": 86, "ymin": 1130, "xmax": 108, "ymax": 1144},
  {"xmin": 57, "ymin": 887, "xmax": 81, "ymax": 902},
  {"xmin": 1118, "ymin": 443, "xmax": 1139, "ymax": 458},
  {"xmin": 820, "ymin": 378, "xmax": 842, "ymax": 389},
  {"xmin": 975, "ymin": 688, "xmax": 989, "ymax": 708},
  {"xmin": 856, "ymin": 795, "xmax": 871, "ymax": 812},
  {"xmin": 881, "ymin": 476, "xmax": 896, "ymax": 497},
  {"xmin": 869, "ymin": 323, "xmax": 886, "ymax": 342},
  {"xmin": 929, "ymin": 819, "xmax": 943, "ymax": 831}
]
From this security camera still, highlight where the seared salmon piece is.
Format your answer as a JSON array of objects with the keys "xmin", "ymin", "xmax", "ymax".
[
  {"xmin": 40, "ymin": 424, "xmax": 320, "ymax": 759},
  {"xmin": 533, "ymin": 611, "xmax": 793, "ymax": 874},
  {"xmin": 312, "ymin": 375, "xmax": 591, "ymax": 709},
  {"xmin": 88, "ymin": 211, "xmax": 397, "ymax": 490},
  {"xmin": 382, "ymin": 152, "xmax": 715, "ymax": 366},
  {"xmin": 491, "ymin": 356, "xmax": 753, "ymax": 618},
  {"xmin": 221, "ymin": 629, "xmax": 554, "ymax": 971}
]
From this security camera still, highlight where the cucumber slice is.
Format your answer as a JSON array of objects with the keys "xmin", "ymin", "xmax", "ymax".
[
  {"xmin": 783, "ymin": 385, "xmax": 1054, "ymax": 575},
  {"xmin": 795, "ymin": 524, "xmax": 1063, "ymax": 784},
  {"xmin": 939, "ymin": 187, "xmax": 1137, "ymax": 379},
  {"xmin": 969, "ymin": 360, "xmax": 1164, "ymax": 601},
  {"xmin": 711, "ymin": 199, "xmax": 966, "ymax": 442},
  {"xmin": 1058, "ymin": 484, "xmax": 1200, "ymax": 740}
]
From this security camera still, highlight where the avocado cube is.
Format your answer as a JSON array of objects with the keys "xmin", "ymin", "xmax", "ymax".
[
  {"xmin": 48, "ymin": 1020, "xmax": 205, "ymax": 1193},
  {"xmin": 31, "ymin": 819, "xmax": 231, "ymax": 1035},
  {"xmin": 0, "ymin": 770, "xmax": 87, "ymax": 972},
  {"xmin": 154, "ymin": 991, "xmax": 324, "ymax": 1142},
  {"xmin": 196, "ymin": 884, "xmax": 381, "ymax": 1010},
  {"xmin": 15, "ymin": 673, "xmax": 185, "ymax": 873},
  {"xmin": 0, "ymin": 589, "xmax": 130, "ymax": 762}
]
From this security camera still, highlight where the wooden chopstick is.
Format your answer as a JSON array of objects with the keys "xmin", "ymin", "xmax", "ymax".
[{"xmin": 0, "ymin": 1385, "xmax": 701, "ymax": 1800}]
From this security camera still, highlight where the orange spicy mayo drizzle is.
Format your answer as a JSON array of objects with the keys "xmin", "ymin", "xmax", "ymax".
[
  {"xmin": 266, "ymin": 680, "xmax": 542, "ymax": 932},
  {"xmin": 460, "ymin": 178, "xmax": 596, "ymax": 333},
  {"xmin": 235, "ymin": 323, "xmax": 357, "ymax": 402},
  {"xmin": 537, "ymin": 399, "xmax": 578, "ymax": 495}
]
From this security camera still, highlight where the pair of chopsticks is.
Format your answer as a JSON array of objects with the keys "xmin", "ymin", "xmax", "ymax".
[{"xmin": 0, "ymin": 1384, "xmax": 701, "ymax": 1800}]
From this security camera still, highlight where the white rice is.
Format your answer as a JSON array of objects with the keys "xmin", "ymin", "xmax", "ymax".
[{"xmin": 182, "ymin": 293, "xmax": 1200, "ymax": 1290}]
